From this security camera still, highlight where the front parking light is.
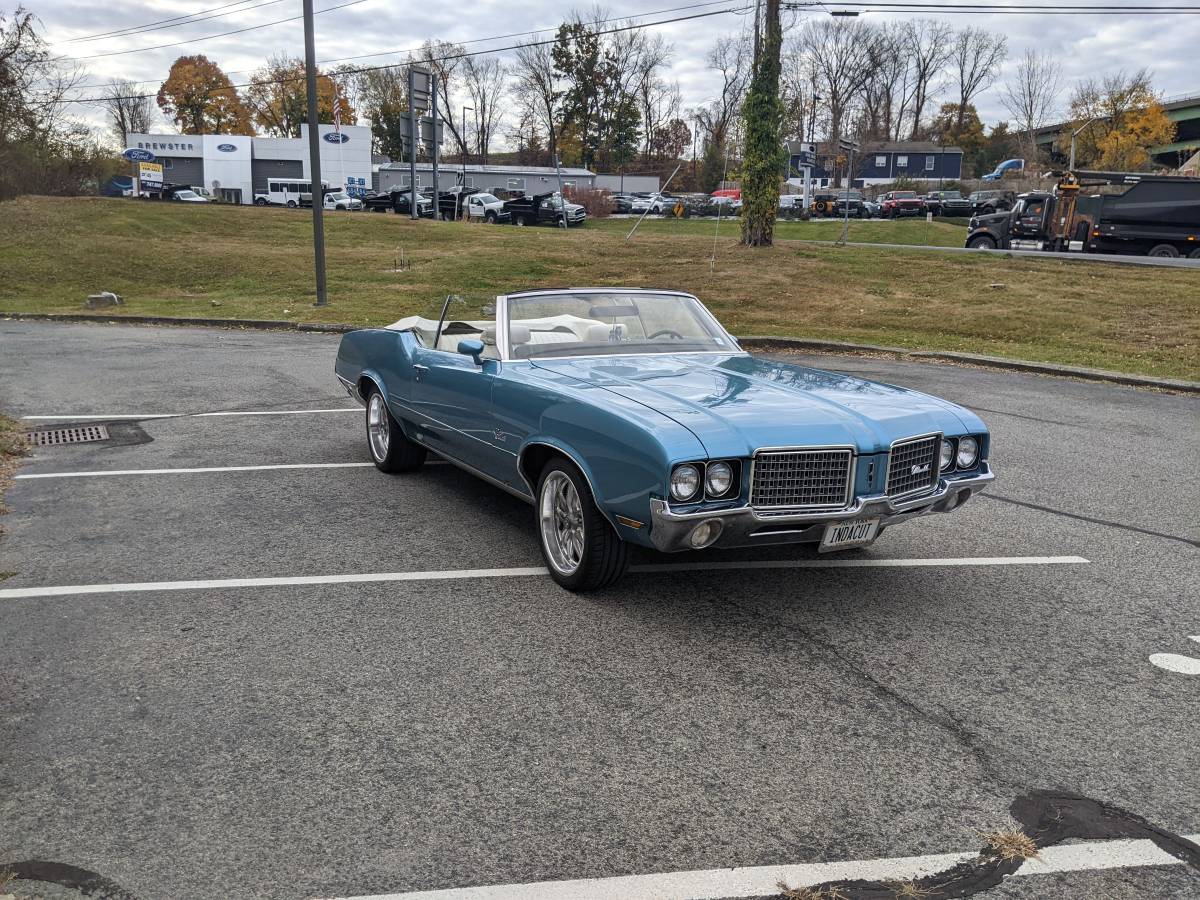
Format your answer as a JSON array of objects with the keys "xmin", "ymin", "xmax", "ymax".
[
  {"xmin": 689, "ymin": 519, "xmax": 723, "ymax": 549},
  {"xmin": 956, "ymin": 436, "xmax": 979, "ymax": 469}
]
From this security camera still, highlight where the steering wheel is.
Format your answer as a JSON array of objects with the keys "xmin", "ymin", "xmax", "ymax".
[{"xmin": 647, "ymin": 328, "xmax": 685, "ymax": 341}]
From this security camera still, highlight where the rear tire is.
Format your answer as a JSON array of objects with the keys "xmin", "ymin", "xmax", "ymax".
[
  {"xmin": 1148, "ymin": 243, "xmax": 1180, "ymax": 258},
  {"xmin": 254, "ymin": 197, "xmax": 267, "ymax": 207},
  {"xmin": 364, "ymin": 388, "xmax": 426, "ymax": 473},
  {"xmin": 1190, "ymin": 247, "xmax": 1200, "ymax": 260},
  {"xmin": 536, "ymin": 460, "xmax": 629, "ymax": 592},
  {"xmin": 286, "ymin": 200, "xmax": 297, "ymax": 208},
  {"xmin": 968, "ymin": 234, "xmax": 997, "ymax": 250}
]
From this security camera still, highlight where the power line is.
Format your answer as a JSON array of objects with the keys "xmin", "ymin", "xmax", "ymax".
[
  {"xmin": 57, "ymin": 0, "xmax": 288, "ymax": 44},
  {"xmin": 62, "ymin": 0, "xmax": 735, "ymax": 91},
  {"xmin": 65, "ymin": 0, "xmax": 370, "ymax": 60}
]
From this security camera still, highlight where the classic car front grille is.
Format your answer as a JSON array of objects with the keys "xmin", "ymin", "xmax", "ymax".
[
  {"xmin": 750, "ymin": 448, "xmax": 853, "ymax": 509},
  {"xmin": 886, "ymin": 434, "xmax": 941, "ymax": 498}
]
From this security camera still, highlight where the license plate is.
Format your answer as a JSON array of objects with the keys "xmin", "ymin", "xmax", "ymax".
[{"xmin": 819, "ymin": 517, "xmax": 880, "ymax": 552}]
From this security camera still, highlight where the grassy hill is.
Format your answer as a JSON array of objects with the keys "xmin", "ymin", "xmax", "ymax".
[{"xmin": 1, "ymin": 196, "xmax": 1197, "ymax": 379}]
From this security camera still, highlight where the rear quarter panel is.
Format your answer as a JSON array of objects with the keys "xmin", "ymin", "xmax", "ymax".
[{"xmin": 335, "ymin": 329, "xmax": 420, "ymax": 408}]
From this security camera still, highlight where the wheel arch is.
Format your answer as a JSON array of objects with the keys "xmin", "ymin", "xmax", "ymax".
[{"xmin": 518, "ymin": 439, "xmax": 616, "ymax": 528}]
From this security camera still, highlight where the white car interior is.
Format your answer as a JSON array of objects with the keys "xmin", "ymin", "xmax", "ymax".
[{"xmin": 386, "ymin": 314, "xmax": 622, "ymax": 360}]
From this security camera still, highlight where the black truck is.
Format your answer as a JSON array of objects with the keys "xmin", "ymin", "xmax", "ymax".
[
  {"xmin": 361, "ymin": 187, "xmax": 434, "ymax": 217},
  {"xmin": 502, "ymin": 191, "xmax": 587, "ymax": 227},
  {"xmin": 965, "ymin": 171, "xmax": 1200, "ymax": 258}
]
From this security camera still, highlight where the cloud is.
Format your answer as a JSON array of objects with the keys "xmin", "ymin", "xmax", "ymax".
[{"xmin": 43, "ymin": 0, "xmax": 1195, "ymax": 144}]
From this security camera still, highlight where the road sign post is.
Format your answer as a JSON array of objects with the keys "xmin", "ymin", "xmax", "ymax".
[{"xmin": 408, "ymin": 67, "xmax": 433, "ymax": 220}]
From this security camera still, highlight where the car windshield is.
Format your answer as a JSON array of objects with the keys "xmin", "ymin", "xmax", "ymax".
[
  {"xmin": 506, "ymin": 292, "xmax": 733, "ymax": 359},
  {"xmin": 941, "ymin": 192, "xmax": 963, "ymax": 199},
  {"xmin": 894, "ymin": 191, "xmax": 917, "ymax": 199},
  {"xmin": 328, "ymin": 192, "xmax": 349, "ymax": 200},
  {"xmin": 475, "ymin": 193, "xmax": 499, "ymax": 204},
  {"xmin": 174, "ymin": 190, "xmax": 198, "ymax": 199}
]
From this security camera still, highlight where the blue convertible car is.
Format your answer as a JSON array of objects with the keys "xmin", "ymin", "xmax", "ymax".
[{"xmin": 335, "ymin": 288, "xmax": 993, "ymax": 590}]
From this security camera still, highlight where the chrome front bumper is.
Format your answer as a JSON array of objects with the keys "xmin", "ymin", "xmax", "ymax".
[{"xmin": 647, "ymin": 467, "xmax": 994, "ymax": 552}]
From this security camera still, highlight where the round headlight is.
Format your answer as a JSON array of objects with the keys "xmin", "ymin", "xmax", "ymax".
[
  {"xmin": 705, "ymin": 461, "xmax": 733, "ymax": 496},
  {"xmin": 940, "ymin": 439, "xmax": 954, "ymax": 471},
  {"xmin": 670, "ymin": 464, "xmax": 701, "ymax": 501},
  {"xmin": 956, "ymin": 436, "xmax": 979, "ymax": 469}
]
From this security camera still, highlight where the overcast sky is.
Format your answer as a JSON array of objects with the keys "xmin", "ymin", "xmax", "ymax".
[{"xmin": 41, "ymin": 0, "xmax": 1197, "ymax": 142}]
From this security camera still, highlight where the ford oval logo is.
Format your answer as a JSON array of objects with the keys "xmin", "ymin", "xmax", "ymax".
[
  {"xmin": 217, "ymin": 143, "xmax": 237, "ymax": 152},
  {"xmin": 323, "ymin": 132, "xmax": 349, "ymax": 144},
  {"xmin": 122, "ymin": 148, "xmax": 156, "ymax": 162}
]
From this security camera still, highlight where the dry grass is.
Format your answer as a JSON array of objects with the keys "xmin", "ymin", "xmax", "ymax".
[
  {"xmin": 977, "ymin": 829, "xmax": 1041, "ymax": 862},
  {"xmin": 777, "ymin": 882, "xmax": 851, "ymax": 900},
  {"xmin": 887, "ymin": 879, "xmax": 938, "ymax": 898},
  {"xmin": 2, "ymin": 196, "xmax": 1198, "ymax": 379},
  {"xmin": 0, "ymin": 414, "xmax": 28, "ymax": 523}
]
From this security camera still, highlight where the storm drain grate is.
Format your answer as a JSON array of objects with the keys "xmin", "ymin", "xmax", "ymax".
[{"xmin": 27, "ymin": 424, "xmax": 111, "ymax": 447}]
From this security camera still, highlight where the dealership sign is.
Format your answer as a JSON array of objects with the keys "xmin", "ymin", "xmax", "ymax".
[
  {"xmin": 122, "ymin": 147, "xmax": 156, "ymax": 162},
  {"xmin": 216, "ymin": 143, "xmax": 237, "ymax": 152},
  {"xmin": 138, "ymin": 162, "xmax": 163, "ymax": 186},
  {"xmin": 323, "ymin": 132, "xmax": 349, "ymax": 144}
]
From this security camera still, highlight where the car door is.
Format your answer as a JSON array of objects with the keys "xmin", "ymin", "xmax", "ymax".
[{"xmin": 408, "ymin": 297, "xmax": 501, "ymax": 473}]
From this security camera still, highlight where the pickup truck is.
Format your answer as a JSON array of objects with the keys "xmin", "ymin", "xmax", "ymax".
[
  {"xmin": 923, "ymin": 190, "xmax": 972, "ymax": 216},
  {"xmin": 362, "ymin": 187, "xmax": 433, "ymax": 217},
  {"xmin": 879, "ymin": 191, "xmax": 923, "ymax": 218},
  {"xmin": 462, "ymin": 191, "xmax": 510, "ymax": 223},
  {"xmin": 503, "ymin": 191, "xmax": 587, "ymax": 227},
  {"xmin": 968, "ymin": 189, "xmax": 1015, "ymax": 215}
]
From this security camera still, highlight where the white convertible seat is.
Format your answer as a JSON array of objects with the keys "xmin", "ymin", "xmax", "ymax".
[{"xmin": 527, "ymin": 330, "xmax": 579, "ymax": 344}]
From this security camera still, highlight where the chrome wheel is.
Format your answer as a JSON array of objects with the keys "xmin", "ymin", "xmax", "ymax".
[
  {"xmin": 539, "ymin": 470, "xmax": 584, "ymax": 576},
  {"xmin": 367, "ymin": 392, "xmax": 390, "ymax": 461}
]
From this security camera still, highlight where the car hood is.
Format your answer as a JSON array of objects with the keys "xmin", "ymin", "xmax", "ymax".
[{"xmin": 529, "ymin": 353, "xmax": 979, "ymax": 458}]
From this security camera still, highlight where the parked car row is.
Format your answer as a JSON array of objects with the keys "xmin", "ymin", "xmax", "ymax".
[{"xmin": 358, "ymin": 185, "xmax": 587, "ymax": 227}]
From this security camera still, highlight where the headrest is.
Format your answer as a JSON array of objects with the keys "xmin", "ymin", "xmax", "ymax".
[
  {"xmin": 586, "ymin": 323, "xmax": 625, "ymax": 342},
  {"xmin": 509, "ymin": 325, "xmax": 531, "ymax": 344}
]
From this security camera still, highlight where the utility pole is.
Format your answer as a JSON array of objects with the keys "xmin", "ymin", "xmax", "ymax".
[
  {"xmin": 302, "ymin": 0, "xmax": 327, "ymax": 306},
  {"xmin": 1069, "ymin": 117, "xmax": 1097, "ymax": 171},
  {"xmin": 460, "ymin": 105, "xmax": 473, "ymax": 220}
]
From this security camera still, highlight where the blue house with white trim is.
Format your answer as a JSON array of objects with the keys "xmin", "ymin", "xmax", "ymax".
[{"xmin": 789, "ymin": 141, "xmax": 964, "ymax": 188}]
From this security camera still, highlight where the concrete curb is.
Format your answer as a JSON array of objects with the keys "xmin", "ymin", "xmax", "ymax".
[
  {"xmin": 737, "ymin": 336, "xmax": 1200, "ymax": 393},
  {"xmin": 5, "ymin": 313, "xmax": 1197, "ymax": 393}
]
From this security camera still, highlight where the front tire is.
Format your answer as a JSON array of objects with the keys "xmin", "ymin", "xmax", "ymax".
[
  {"xmin": 254, "ymin": 197, "xmax": 267, "ymax": 206},
  {"xmin": 485, "ymin": 211, "xmax": 496, "ymax": 224},
  {"xmin": 1190, "ymin": 247, "xmax": 1200, "ymax": 260},
  {"xmin": 968, "ymin": 234, "xmax": 997, "ymax": 250},
  {"xmin": 365, "ymin": 389, "xmax": 426, "ymax": 473},
  {"xmin": 536, "ymin": 460, "xmax": 628, "ymax": 591}
]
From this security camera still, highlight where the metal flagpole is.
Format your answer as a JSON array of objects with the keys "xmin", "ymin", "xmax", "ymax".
[{"xmin": 302, "ymin": 0, "xmax": 328, "ymax": 306}]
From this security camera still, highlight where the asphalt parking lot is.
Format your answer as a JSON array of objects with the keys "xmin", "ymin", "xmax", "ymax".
[{"xmin": 1, "ymin": 321, "xmax": 1198, "ymax": 900}]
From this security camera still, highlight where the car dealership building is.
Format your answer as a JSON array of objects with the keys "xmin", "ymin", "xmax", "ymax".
[{"xmin": 126, "ymin": 124, "xmax": 373, "ymax": 204}]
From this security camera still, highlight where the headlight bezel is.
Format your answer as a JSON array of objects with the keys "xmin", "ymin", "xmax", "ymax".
[
  {"xmin": 956, "ymin": 435, "xmax": 980, "ymax": 469},
  {"xmin": 939, "ymin": 438, "xmax": 955, "ymax": 471},
  {"xmin": 704, "ymin": 461, "xmax": 735, "ymax": 499},
  {"xmin": 669, "ymin": 463, "xmax": 702, "ymax": 502}
]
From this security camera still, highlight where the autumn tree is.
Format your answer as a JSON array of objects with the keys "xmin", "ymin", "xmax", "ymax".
[
  {"xmin": 511, "ymin": 40, "xmax": 562, "ymax": 166},
  {"xmin": 1060, "ymin": 69, "xmax": 1176, "ymax": 170},
  {"xmin": 929, "ymin": 102, "xmax": 986, "ymax": 174},
  {"xmin": 461, "ymin": 56, "xmax": 506, "ymax": 163},
  {"xmin": 695, "ymin": 35, "xmax": 750, "ymax": 191},
  {"xmin": 353, "ymin": 66, "xmax": 408, "ymax": 159},
  {"xmin": 157, "ymin": 55, "xmax": 252, "ymax": 134},
  {"xmin": 244, "ymin": 55, "xmax": 355, "ymax": 138}
]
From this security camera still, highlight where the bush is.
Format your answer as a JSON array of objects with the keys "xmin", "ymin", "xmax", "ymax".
[{"xmin": 563, "ymin": 186, "xmax": 611, "ymax": 218}]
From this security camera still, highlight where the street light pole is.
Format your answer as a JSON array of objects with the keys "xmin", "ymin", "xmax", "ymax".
[
  {"xmin": 1069, "ymin": 117, "xmax": 1098, "ymax": 171},
  {"xmin": 301, "ymin": 0, "xmax": 327, "ymax": 306},
  {"xmin": 460, "ymin": 105, "xmax": 473, "ymax": 220}
]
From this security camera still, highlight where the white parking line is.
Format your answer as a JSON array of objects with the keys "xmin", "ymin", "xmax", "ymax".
[
  {"xmin": 0, "ymin": 556, "xmax": 1089, "ymax": 600},
  {"xmin": 1149, "ymin": 635, "xmax": 1200, "ymax": 675},
  {"xmin": 317, "ymin": 833, "xmax": 1200, "ymax": 900},
  {"xmin": 22, "ymin": 409, "xmax": 360, "ymax": 420},
  {"xmin": 16, "ymin": 462, "xmax": 376, "ymax": 479}
]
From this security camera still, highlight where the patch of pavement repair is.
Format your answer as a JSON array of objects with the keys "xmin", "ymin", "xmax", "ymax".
[
  {"xmin": 1, "ymin": 860, "xmax": 140, "ymax": 900},
  {"xmin": 22, "ymin": 421, "xmax": 152, "ymax": 450},
  {"xmin": 767, "ymin": 792, "xmax": 1200, "ymax": 900}
]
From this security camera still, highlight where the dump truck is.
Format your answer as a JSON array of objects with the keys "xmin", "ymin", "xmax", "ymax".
[{"xmin": 965, "ymin": 170, "xmax": 1200, "ymax": 258}]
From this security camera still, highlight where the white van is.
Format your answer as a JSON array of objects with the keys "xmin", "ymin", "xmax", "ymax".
[{"xmin": 253, "ymin": 179, "xmax": 329, "ymax": 208}]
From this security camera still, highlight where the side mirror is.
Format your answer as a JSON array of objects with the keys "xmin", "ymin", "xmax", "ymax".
[{"xmin": 457, "ymin": 338, "xmax": 485, "ymax": 365}]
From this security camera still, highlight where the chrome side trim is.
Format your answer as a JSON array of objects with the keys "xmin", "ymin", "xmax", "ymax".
[
  {"xmin": 388, "ymin": 395, "xmax": 519, "ymax": 458},
  {"xmin": 423, "ymin": 445, "xmax": 533, "ymax": 503}
]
